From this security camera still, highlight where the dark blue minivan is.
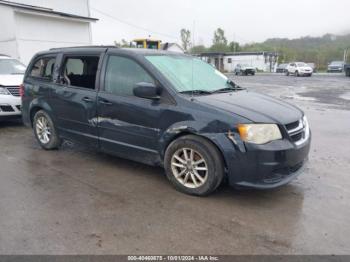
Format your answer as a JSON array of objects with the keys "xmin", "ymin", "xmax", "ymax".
[{"xmin": 21, "ymin": 47, "xmax": 311, "ymax": 196}]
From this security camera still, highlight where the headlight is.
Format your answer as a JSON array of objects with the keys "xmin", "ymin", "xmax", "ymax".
[
  {"xmin": 0, "ymin": 87, "xmax": 10, "ymax": 95},
  {"xmin": 237, "ymin": 124, "xmax": 282, "ymax": 144}
]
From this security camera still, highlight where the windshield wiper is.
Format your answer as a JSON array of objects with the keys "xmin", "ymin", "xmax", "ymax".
[
  {"xmin": 211, "ymin": 86, "xmax": 245, "ymax": 93},
  {"xmin": 211, "ymin": 81, "xmax": 245, "ymax": 94},
  {"xmin": 179, "ymin": 90, "xmax": 213, "ymax": 95}
]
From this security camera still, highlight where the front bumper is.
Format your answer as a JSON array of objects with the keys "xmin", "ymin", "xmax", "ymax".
[
  {"xmin": 299, "ymin": 71, "xmax": 312, "ymax": 76},
  {"xmin": 215, "ymin": 134, "xmax": 311, "ymax": 189},
  {"xmin": 327, "ymin": 68, "xmax": 343, "ymax": 72},
  {"xmin": 0, "ymin": 95, "xmax": 21, "ymax": 118}
]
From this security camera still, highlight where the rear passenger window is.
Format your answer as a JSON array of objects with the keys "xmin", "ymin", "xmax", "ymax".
[
  {"xmin": 105, "ymin": 56, "xmax": 154, "ymax": 96},
  {"xmin": 30, "ymin": 57, "xmax": 56, "ymax": 79},
  {"xmin": 61, "ymin": 56, "xmax": 99, "ymax": 89}
]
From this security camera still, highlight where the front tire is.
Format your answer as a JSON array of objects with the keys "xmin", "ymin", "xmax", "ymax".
[
  {"xmin": 164, "ymin": 135, "xmax": 224, "ymax": 196},
  {"xmin": 295, "ymin": 71, "xmax": 299, "ymax": 77},
  {"xmin": 33, "ymin": 110, "xmax": 62, "ymax": 150}
]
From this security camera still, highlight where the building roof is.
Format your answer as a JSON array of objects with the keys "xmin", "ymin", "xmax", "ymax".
[
  {"xmin": 198, "ymin": 51, "xmax": 278, "ymax": 57},
  {"xmin": 0, "ymin": 0, "xmax": 98, "ymax": 22}
]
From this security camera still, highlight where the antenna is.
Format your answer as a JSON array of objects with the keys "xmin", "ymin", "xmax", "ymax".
[{"xmin": 191, "ymin": 20, "xmax": 196, "ymax": 101}]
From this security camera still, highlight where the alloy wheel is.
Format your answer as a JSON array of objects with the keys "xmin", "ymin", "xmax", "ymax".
[
  {"xmin": 171, "ymin": 148, "xmax": 208, "ymax": 189},
  {"xmin": 36, "ymin": 116, "xmax": 51, "ymax": 144}
]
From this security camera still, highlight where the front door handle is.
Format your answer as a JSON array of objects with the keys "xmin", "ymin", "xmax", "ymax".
[
  {"xmin": 99, "ymin": 99, "xmax": 112, "ymax": 105},
  {"xmin": 82, "ymin": 97, "xmax": 94, "ymax": 103}
]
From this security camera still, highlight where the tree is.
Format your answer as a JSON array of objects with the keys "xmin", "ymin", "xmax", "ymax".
[
  {"xmin": 190, "ymin": 45, "xmax": 207, "ymax": 54},
  {"xmin": 229, "ymin": 41, "xmax": 241, "ymax": 52},
  {"xmin": 180, "ymin": 29, "xmax": 191, "ymax": 51},
  {"xmin": 114, "ymin": 39, "xmax": 130, "ymax": 48},
  {"xmin": 213, "ymin": 28, "xmax": 228, "ymax": 45}
]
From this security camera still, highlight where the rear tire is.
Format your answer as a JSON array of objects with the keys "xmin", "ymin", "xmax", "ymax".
[
  {"xmin": 33, "ymin": 110, "xmax": 62, "ymax": 150},
  {"xmin": 164, "ymin": 135, "xmax": 224, "ymax": 196},
  {"xmin": 286, "ymin": 71, "xmax": 289, "ymax": 76}
]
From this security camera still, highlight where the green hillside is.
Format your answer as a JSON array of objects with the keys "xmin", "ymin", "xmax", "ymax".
[{"xmin": 241, "ymin": 34, "xmax": 350, "ymax": 70}]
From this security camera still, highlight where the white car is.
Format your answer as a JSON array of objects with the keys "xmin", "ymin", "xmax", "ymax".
[
  {"xmin": 0, "ymin": 55, "xmax": 25, "ymax": 120},
  {"xmin": 286, "ymin": 62, "xmax": 313, "ymax": 77}
]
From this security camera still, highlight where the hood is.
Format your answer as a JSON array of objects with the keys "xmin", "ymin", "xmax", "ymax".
[
  {"xmin": 194, "ymin": 91, "xmax": 303, "ymax": 124},
  {"xmin": 298, "ymin": 66, "xmax": 312, "ymax": 71},
  {"xmin": 0, "ymin": 74, "xmax": 24, "ymax": 86}
]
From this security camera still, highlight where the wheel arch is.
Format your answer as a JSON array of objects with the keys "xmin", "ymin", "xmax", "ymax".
[
  {"xmin": 161, "ymin": 130, "xmax": 228, "ymax": 173},
  {"xmin": 29, "ymin": 99, "xmax": 56, "ymax": 127}
]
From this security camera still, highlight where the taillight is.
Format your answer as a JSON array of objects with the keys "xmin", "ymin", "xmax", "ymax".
[{"xmin": 19, "ymin": 84, "xmax": 24, "ymax": 97}]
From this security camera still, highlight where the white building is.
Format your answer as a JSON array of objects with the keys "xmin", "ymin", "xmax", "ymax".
[
  {"xmin": 0, "ymin": 0, "xmax": 97, "ymax": 64},
  {"xmin": 199, "ymin": 52, "xmax": 279, "ymax": 72}
]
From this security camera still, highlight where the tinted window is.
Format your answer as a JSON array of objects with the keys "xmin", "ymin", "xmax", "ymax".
[
  {"xmin": 62, "ymin": 56, "xmax": 99, "ymax": 89},
  {"xmin": 105, "ymin": 56, "xmax": 154, "ymax": 96},
  {"xmin": 30, "ymin": 57, "xmax": 56, "ymax": 79}
]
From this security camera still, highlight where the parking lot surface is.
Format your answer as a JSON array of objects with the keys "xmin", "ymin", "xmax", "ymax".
[{"xmin": 0, "ymin": 74, "xmax": 349, "ymax": 254}]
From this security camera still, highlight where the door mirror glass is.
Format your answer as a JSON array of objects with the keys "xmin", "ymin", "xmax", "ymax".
[{"xmin": 133, "ymin": 82, "xmax": 160, "ymax": 100}]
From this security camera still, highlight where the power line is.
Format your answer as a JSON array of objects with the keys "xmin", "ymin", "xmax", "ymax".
[{"xmin": 91, "ymin": 6, "xmax": 179, "ymax": 40}]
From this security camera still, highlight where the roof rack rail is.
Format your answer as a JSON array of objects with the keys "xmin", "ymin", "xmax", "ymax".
[
  {"xmin": 0, "ymin": 53, "xmax": 10, "ymax": 57},
  {"xmin": 49, "ymin": 45, "xmax": 117, "ymax": 50}
]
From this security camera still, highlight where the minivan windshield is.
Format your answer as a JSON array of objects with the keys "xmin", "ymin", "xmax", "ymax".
[
  {"xmin": 145, "ymin": 55, "xmax": 237, "ymax": 93},
  {"xmin": 0, "ymin": 59, "xmax": 26, "ymax": 75}
]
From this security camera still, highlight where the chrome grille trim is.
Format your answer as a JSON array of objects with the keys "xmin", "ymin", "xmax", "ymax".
[
  {"xmin": 6, "ymin": 86, "xmax": 20, "ymax": 97},
  {"xmin": 285, "ymin": 116, "xmax": 310, "ymax": 146}
]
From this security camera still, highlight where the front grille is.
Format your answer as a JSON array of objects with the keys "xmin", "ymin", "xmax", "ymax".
[
  {"xmin": 0, "ymin": 105, "xmax": 15, "ymax": 112},
  {"xmin": 6, "ymin": 86, "xmax": 20, "ymax": 97},
  {"xmin": 263, "ymin": 161, "xmax": 304, "ymax": 184},
  {"xmin": 285, "ymin": 117, "xmax": 310, "ymax": 146},
  {"xmin": 291, "ymin": 132, "xmax": 303, "ymax": 142},
  {"xmin": 285, "ymin": 120, "xmax": 299, "ymax": 130}
]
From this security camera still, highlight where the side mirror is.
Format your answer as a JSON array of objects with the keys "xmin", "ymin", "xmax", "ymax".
[{"xmin": 133, "ymin": 82, "xmax": 161, "ymax": 100}]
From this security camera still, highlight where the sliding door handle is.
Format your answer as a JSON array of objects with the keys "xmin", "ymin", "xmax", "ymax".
[
  {"xmin": 99, "ymin": 99, "xmax": 112, "ymax": 105},
  {"xmin": 82, "ymin": 97, "xmax": 94, "ymax": 103}
]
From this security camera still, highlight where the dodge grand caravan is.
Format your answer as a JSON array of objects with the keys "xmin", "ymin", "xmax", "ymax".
[{"xmin": 22, "ymin": 47, "xmax": 311, "ymax": 196}]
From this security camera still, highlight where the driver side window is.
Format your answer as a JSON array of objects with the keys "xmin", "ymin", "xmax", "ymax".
[{"xmin": 105, "ymin": 56, "xmax": 155, "ymax": 96}]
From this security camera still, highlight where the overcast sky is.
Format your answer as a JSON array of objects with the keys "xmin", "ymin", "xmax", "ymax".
[{"xmin": 90, "ymin": 0, "xmax": 350, "ymax": 46}]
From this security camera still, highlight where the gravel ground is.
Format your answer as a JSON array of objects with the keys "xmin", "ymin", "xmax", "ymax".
[{"xmin": 0, "ymin": 74, "xmax": 349, "ymax": 255}]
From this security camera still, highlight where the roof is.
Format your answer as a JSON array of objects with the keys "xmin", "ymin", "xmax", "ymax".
[
  {"xmin": 0, "ymin": 0, "xmax": 98, "ymax": 22},
  {"xmin": 198, "ymin": 51, "xmax": 278, "ymax": 57},
  {"xmin": 38, "ymin": 46, "xmax": 188, "ymax": 57}
]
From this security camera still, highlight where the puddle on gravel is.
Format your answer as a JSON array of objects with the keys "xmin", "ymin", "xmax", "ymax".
[{"xmin": 339, "ymin": 92, "xmax": 350, "ymax": 100}]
